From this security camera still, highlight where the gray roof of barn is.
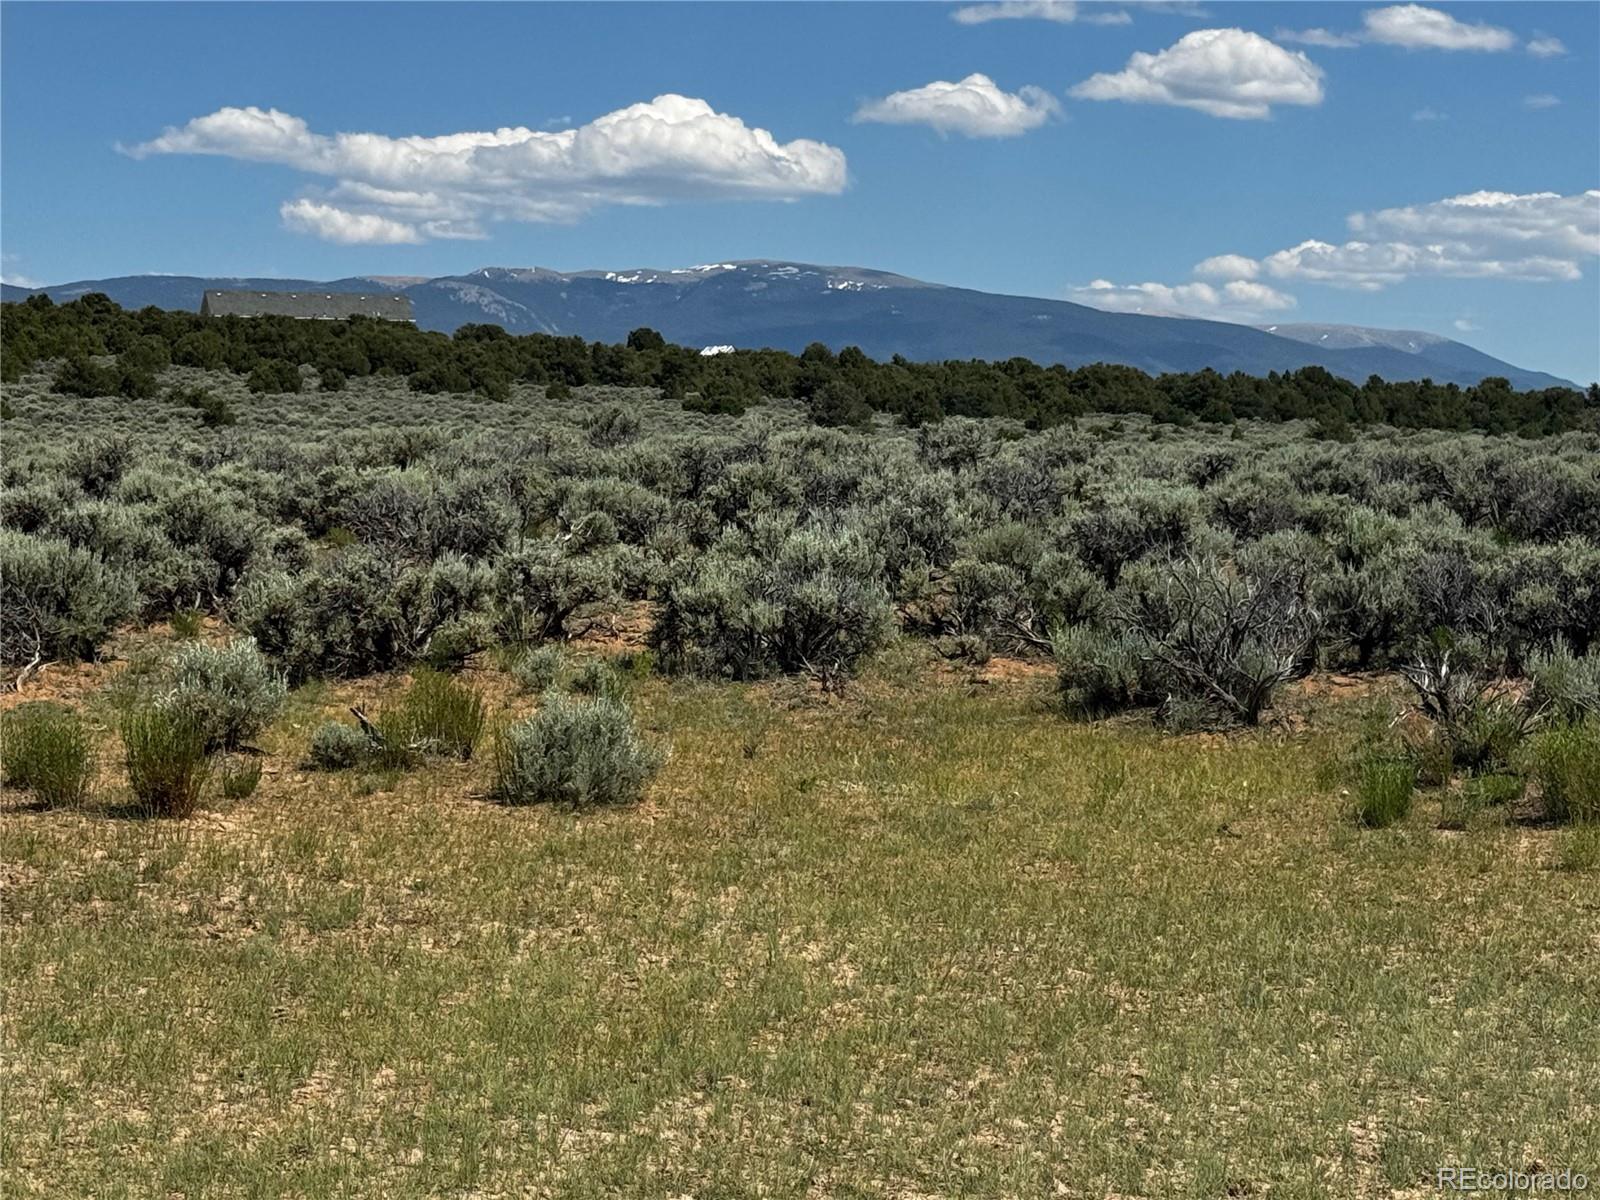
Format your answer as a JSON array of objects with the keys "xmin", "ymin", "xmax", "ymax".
[{"xmin": 201, "ymin": 289, "xmax": 415, "ymax": 321}]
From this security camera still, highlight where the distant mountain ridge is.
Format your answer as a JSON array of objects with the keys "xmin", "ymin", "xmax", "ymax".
[{"xmin": 2, "ymin": 262, "xmax": 1576, "ymax": 389}]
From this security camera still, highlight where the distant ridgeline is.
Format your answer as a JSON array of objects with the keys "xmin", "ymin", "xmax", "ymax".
[{"xmin": 3, "ymin": 293, "xmax": 1596, "ymax": 435}]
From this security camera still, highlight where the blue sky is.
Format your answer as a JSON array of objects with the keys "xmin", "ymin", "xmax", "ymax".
[{"xmin": 2, "ymin": 1, "xmax": 1596, "ymax": 382}]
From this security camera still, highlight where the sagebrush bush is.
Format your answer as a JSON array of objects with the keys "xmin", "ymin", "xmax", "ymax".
[
  {"xmin": 161, "ymin": 637, "xmax": 286, "ymax": 751},
  {"xmin": 492, "ymin": 694, "xmax": 661, "ymax": 808},
  {"xmin": 122, "ymin": 706, "xmax": 212, "ymax": 817},
  {"xmin": 1526, "ymin": 720, "xmax": 1600, "ymax": 823},
  {"xmin": 508, "ymin": 644, "xmax": 565, "ymax": 693},
  {"xmin": 1527, "ymin": 640, "xmax": 1600, "ymax": 722},
  {"xmin": 493, "ymin": 538, "xmax": 621, "ymax": 644},
  {"xmin": 1120, "ymin": 556, "xmax": 1320, "ymax": 728},
  {"xmin": 653, "ymin": 519, "xmax": 895, "ymax": 688},
  {"xmin": 1054, "ymin": 624, "xmax": 1145, "ymax": 718},
  {"xmin": 1, "ymin": 703, "xmax": 94, "ymax": 807},
  {"xmin": 0, "ymin": 529, "xmax": 136, "ymax": 663},
  {"xmin": 1354, "ymin": 757, "xmax": 1415, "ymax": 828},
  {"xmin": 7, "ymin": 307, "xmax": 1599, "ymax": 709},
  {"xmin": 568, "ymin": 657, "xmax": 623, "ymax": 699},
  {"xmin": 308, "ymin": 720, "xmax": 372, "ymax": 770}
]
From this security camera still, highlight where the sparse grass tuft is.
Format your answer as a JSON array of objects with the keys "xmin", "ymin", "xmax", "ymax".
[
  {"xmin": 168, "ymin": 608, "xmax": 205, "ymax": 640},
  {"xmin": 1556, "ymin": 824, "xmax": 1600, "ymax": 872},
  {"xmin": 567, "ymin": 656, "xmax": 623, "ymax": 700},
  {"xmin": 218, "ymin": 756, "xmax": 263, "ymax": 800}
]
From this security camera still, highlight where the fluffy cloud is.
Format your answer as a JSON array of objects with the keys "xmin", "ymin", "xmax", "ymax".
[
  {"xmin": 127, "ymin": 95, "xmax": 847, "ymax": 243},
  {"xmin": 1360, "ymin": 5, "xmax": 1515, "ymax": 51},
  {"xmin": 951, "ymin": 1, "xmax": 1130, "ymax": 26},
  {"xmin": 1193, "ymin": 190, "xmax": 1600, "ymax": 290},
  {"xmin": 1526, "ymin": 35, "xmax": 1567, "ymax": 57},
  {"xmin": 279, "ymin": 200, "xmax": 423, "ymax": 245},
  {"xmin": 1282, "ymin": 5, "xmax": 1520, "ymax": 53},
  {"xmin": 1071, "ymin": 277, "xmax": 1296, "ymax": 320},
  {"xmin": 1193, "ymin": 253, "xmax": 1259, "ymax": 280},
  {"xmin": 1069, "ymin": 29, "xmax": 1324, "ymax": 119},
  {"xmin": 1257, "ymin": 238, "xmax": 1584, "ymax": 288},
  {"xmin": 853, "ymin": 74, "xmax": 1060, "ymax": 137},
  {"xmin": 1350, "ymin": 190, "xmax": 1600, "ymax": 259},
  {"xmin": 1524, "ymin": 93, "xmax": 1562, "ymax": 110}
]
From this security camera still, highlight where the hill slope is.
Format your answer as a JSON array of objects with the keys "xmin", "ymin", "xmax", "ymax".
[{"xmin": 2, "ymin": 262, "xmax": 1574, "ymax": 389}]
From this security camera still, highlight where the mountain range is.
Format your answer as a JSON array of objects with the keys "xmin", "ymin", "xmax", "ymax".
[{"xmin": 2, "ymin": 262, "xmax": 1575, "ymax": 389}]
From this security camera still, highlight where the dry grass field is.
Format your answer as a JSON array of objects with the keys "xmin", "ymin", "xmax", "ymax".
[{"xmin": 4, "ymin": 633, "xmax": 1596, "ymax": 1200}]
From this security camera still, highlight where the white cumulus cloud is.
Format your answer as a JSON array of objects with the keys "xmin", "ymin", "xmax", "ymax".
[
  {"xmin": 1351, "ymin": 190, "xmax": 1600, "ymax": 260},
  {"xmin": 1069, "ymin": 28, "xmax": 1324, "ymax": 119},
  {"xmin": 1360, "ymin": 5, "xmax": 1516, "ymax": 51},
  {"xmin": 1083, "ymin": 189, "xmax": 1597, "ymax": 325},
  {"xmin": 1193, "ymin": 253, "xmax": 1259, "ymax": 280},
  {"xmin": 951, "ymin": 1, "xmax": 1130, "ymax": 26},
  {"xmin": 127, "ymin": 95, "xmax": 847, "ymax": 243},
  {"xmin": 1282, "ymin": 6, "xmax": 1523, "ymax": 53},
  {"xmin": 280, "ymin": 200, "xmax": 424, "ymax": 245},
  {"xmin": 1224, "ymin": 190, "xmax": 1600, "ymax": 289},
  {"xmin": 853, "ymin": 74, "xmax": 1061, "ymax": 137},
  {"xmin": 1523, "ymin": 93, "xmax": 1562, "ymax": 110},
  {"xmin": 1257, "ymin": 238, "xmax": 1586, "ymax": 289},
  {"xmin": 1526, "ymin": 35, "xmax": 1567, "ymax": 58},
  {"xmin": 1071, "ymin": 277, "xmax": 1296, "ymax": 321}
]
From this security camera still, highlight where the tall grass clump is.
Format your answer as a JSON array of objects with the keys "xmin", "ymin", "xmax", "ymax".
[
  {"xmin": 1526, "ymin": 719, "xmax": 1600, "ymax": 823},
  {"xmin": 1354, "ymin": 755, "xmax": 1415, "ymax": 828},
  {"xmin": 161, "ymin": 637, "xmax": 286, "ymax": 751},
  {"xmin": 122, "ymin": 706, "xmax": 213, "ymax": 817},
  {"xmin": 387, "ymin": 669, "xmax": 485, "ymax": 760},
  {"xmin": 492, "ymin": 694, "xmax": 660, "ymax": 808},
  {"xmin": 1, "ymin": 703, "xmax": 94, "ymax": 808}
]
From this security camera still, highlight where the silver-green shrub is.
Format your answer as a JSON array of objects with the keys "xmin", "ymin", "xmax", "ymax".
[
  {"xmin": 1527, "ymin": 640, "xmax": 1600, "ymax": 722},
  {"xmin": 492, "ymin": 694, "xmax": 661, "ymax": 808},
  {"xmin": 162, "ymin": 637, "xmax": 286, "ymax": 751},
  {"xmin": 653, "ymin": 518, "xmax": 895, "ymax": 687},
  {"xmin": 0, "ymin": 529, "xmax": 136, "ymax": 663},
  {"xmin": 308, "ymin": 720, "xmax": 372, "ymax": 770}
]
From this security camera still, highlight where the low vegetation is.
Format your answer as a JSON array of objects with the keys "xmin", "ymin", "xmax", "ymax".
[
  {"xmin": 121, "ymin": 705, "xmax": 212, "ymax": 817},
  {"xmin": 3, "ymin": 300, "xmax": 1597, "ymax": 1195},
  {"xmin": 492, "ymin": 692, "xmax": 660, "ymax": 808},
  {"xmin": 0, "ymin": 701, "xmax": 94, "ymax": 808}
]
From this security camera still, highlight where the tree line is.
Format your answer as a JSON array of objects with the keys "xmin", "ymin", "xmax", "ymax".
[{"xmin": 3, "ymin": 291, "xmax": 1596, "ymax": 435}]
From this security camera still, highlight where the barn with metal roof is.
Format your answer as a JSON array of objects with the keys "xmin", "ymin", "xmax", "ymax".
[{"xmin": 200, "ymin": 290, "xmax": 415, "ymax": 322}]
